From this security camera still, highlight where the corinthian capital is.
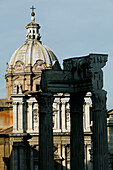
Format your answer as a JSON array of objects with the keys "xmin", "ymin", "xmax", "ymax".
[
  {"xmin": 38, "ymin": 93, "xmax": 54, "ymax": 113},
  {"xmin": 92, "ymin": 90, "xmax": 107, "ymax": 111}
]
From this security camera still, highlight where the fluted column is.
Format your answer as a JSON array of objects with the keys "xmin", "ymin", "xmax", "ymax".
[
  {"xmin": 38, "ymin": 93, "xmax": 54, "ymax": 170},
  {"xmin": 92, "ymin": 90, "xmax": 108, "ymax": 170},
  {"xmin": 13, "ymin": 145, "xmax": 18, "ymax": 170},
  {"xmin": 70, "ymin": 92, "xmax": 85, "ymax": 170},
  {"xmin": 20, "ymin": 146, "xmax": 27, "ymax": 170}
]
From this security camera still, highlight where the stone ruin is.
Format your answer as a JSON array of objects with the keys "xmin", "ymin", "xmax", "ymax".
[{"xmin": 37, "ymin": 53, "xmax": 108, "ymax": 170}]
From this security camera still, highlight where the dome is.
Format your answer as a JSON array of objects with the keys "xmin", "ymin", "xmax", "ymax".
[
  {"xmin": 9, "ymin": 41, "xmax": 59, "ymax": 67},
  {"xmin": 8, "ymin": 10, "xmax": 60, "ymax": 69},
  {"xmin": 5, "ymin": 9, "xmax": 61, "ymax": 99}
]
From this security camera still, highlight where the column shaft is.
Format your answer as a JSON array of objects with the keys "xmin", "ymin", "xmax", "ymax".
[
  {"xmin": 57, "ymin": 102, "xmax": 60, "ymax": 129},
  {"xmin": 70, "ymin": 92, "xmax": 85, "ymax": 170},
  {"xmin": 13, "ymin": 146, "xmax": 18, "ymax": 170},
  {"xmin": 19, "ymin": 102, "xmax": 23, "ymax": 132},
  {"xmin": 38, "ymin": 93, "xmax": 54, "ymax": 170},
  {"xmin": 62, "ymin": 102, "xmax": 66, "ymax": 131},
  {"xmin": 28, "ymin": 103, "xmax": 33, "ymax": 132},
  {"xmin": 92, "ymin": 90, "xmax": 108, "ymax": 170},
  {"xmin": 13, "ymin": 102, "xmax": 17, "ymax": 132}
]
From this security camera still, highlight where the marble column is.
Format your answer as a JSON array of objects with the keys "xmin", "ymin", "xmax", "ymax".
[
  {"xmin": 13, "ymin": 102, "xmax": 18, "ymax": 132},
  {"xmin": 62, "ymin": 101, "xmax": 66, "ymax": 131},
  {"xmin": 28, "ymin": 102, "xmax": 33, "ymax": 132},
  {"xmin": 92, "ymin": 90, "xmax": 108, "ymax": 170},
  {"xmin": 38, "ymin": 93, "xmax": 54, "ymax": 170},
  {"xmin": 57, "ymin": 102, "xmax": 61, "ymax": 129},
  {"xmin": 84, "ymin": 95, "xmax": 91, "ymax": 132},
  {"xmin": 19, "ymin": 102, "xmax": 24, "ymax": 133},
  {"xmin": 70, "ymin": 92, "xmax": 85, "ymax": 170}
]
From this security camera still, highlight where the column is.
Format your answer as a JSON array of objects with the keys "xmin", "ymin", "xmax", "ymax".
[
  {"xmin": 53, "ymin": 102, "xmax": 57, "ymax": 129},
  {"xmin": 18, "ymin": 102, "xmax": 24, "ymax": 133},
  {"xmin": 38, "ymin": 93, "xmax": 54, "ymax": 170},
  {"xmin": 66, "ymin": 102, "xmax": 70, "ymax": 131},
  {"xmin": 30, "ymin": 147, "xmax": 34, "ymax": 170},
  {"xmin": 28, "ymin": 102, "xmax": 33, "ymax": 132},
  {"xmin": 84, "ymin": 94, "xmax": 91, "ymax": 132},
  {"xmin": 13, "ymin": 145, "xmax": 18, "ymax": 170},
  {"xmin": 13, "ymin": 102, "xmax": 18, "ymax": 132},
  {"xmin": 57, "ymin": 102, "xmax": 61, "ymax": 129},
  {"xmin": 70, "ymin": 92, "xmax": 85, "ymax": 170},
  {"xmin": 62, "ymin": 101, "xmax": 66, "ymax": 131},
  {"xmin": 19, "ymin": 146, "xmax": 27, "ymax": 170},
  {"xmin": 92, "ymin": 90, "xmax": 108, "ymax": 170}
]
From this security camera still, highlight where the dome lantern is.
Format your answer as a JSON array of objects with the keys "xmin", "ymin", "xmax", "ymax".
[{"xmin": 26, "ymin": 6, "xmax": 41, "ymax": 41}]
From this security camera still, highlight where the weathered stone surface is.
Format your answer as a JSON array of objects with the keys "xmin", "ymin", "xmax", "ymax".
[
  {"xmin": 41, "ymin": 54, "xmax": 108, "ymax": 93},
  {"xmin": 37, "ymin": 93, "xmax": 54, "ymax": 170},
  {"xmin": 70, "ymin": 92, "xmax": 85, "ymax": 170},
  {"xmin": 40, "ymin": 53, "xmax": 108, "ymax": 170},
  {"xmin": 92, "ymin": 90, "xmax": 108, "ymax": 170}
]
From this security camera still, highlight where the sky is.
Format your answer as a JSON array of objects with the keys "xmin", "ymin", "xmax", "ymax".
[{"xmin": 0, "ymin": 0, "xmax": 113, "ymax": 110}]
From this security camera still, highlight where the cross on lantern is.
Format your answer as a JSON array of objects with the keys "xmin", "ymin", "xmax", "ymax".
[{"xmin": 30, "ymin": 5, "xmax": 36, "ymax": 13}]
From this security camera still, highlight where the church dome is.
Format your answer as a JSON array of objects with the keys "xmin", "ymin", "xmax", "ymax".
[
  {"xmin": 9, "ymin": 41, "xmax": 58, "ymax": 67},
  {"xmin": 8, "ymin": 9, "xmax": 60, "ymax": 68}
]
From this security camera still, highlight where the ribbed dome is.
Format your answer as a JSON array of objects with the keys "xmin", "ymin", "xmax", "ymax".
[
  {"xmin": 8, "ymin": 10, "xmax": 60, "ymax": 68},
  {"xmin": 9, "ymin": 40, "xmax": 59, "ymax": 67}
]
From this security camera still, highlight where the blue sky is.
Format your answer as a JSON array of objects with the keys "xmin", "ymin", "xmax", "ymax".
[{"xmin": 0, "ymin": 0, "xmax": 113, "ymax": 109}]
